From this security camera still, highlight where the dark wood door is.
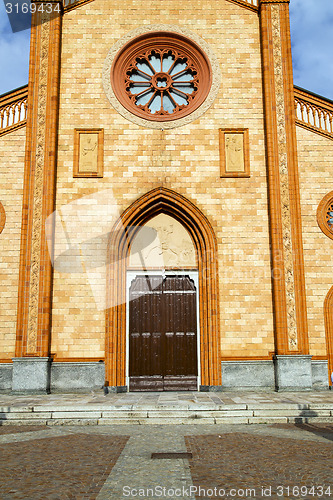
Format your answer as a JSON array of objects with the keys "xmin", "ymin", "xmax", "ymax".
[{"xmin": 129, "ymin": 275, "xmax": 198, "ymax": 391}]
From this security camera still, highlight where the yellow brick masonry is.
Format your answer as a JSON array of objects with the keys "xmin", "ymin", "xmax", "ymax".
[
  {"xmin": 0, "ymin": 127, "xmax": 25, "ymax": 359},
  {"xmin": 52, "ymin": 0, "xmax": 274, "ymax": 358},
  {"xmin": 297, "ymin": 125, "xmax": 333, "ymax": 358}
]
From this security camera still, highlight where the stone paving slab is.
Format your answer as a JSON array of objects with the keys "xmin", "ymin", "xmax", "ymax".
[
  {"xmin": 185, "ymin": 431, "xmax": 333, "ymax": 500},
  {"xmin": 0, "ymin": 432, "xmax": 129, "ymax": 499},
  {"xmin": 0, "ymin": 412, "xmax": 53, "ymax": 420},
  {"xmin": 0, "ymin": 424, "xmax": 332, "ymax": 499}
]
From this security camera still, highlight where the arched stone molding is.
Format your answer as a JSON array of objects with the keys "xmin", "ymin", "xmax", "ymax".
[
  {"xmin": 317, "ymin": 191, "xmax": 333, "ymax": 241},
  {"xmin": 105, "ymin": 187, "xmax": 220, "ymax": 389},
  {"xmin": 0, "ymin": 202, "xmax": 5, "ymax": 234},
  {"xmin": 324, "ymin": 286, "xmax": 333, "ymax": 385}
]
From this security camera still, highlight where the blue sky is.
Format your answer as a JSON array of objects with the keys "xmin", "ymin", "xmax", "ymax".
[{"xmin": 0, "ymin": 0, "xmax": 332, "ymax": 100}]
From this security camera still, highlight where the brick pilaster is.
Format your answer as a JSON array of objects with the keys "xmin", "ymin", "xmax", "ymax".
[
  {"xmin": 259, "ymin": 0, "xmax": 309, "ymax": 354},
  {"xmin": 15, "ymin": 1, "xmax": 63, "ymax": 357}
]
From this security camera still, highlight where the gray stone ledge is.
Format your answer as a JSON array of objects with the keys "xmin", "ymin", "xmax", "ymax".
[
  {"xmin": 12, "ymin": 357, "xmax": 50, "ymax": 394},
  {"xmin": 50, "ymin": 361, "xmax": 105, "ymax": 392},
  {"xmin": 311, "ymin": 360, "xmax": 329, "ymax": 390},
  {"xmin": 199, "ymin": 385, "xmax": 223, "ymax": 392},
  {"xmin": 274, "ymin": 355, "xmax": 313, "ymax": 391},
  {"xmin": 221, "ymin": 360, "xmax": 275, "ymax": 390},
  {"xmin": 107, "ymin": 385, "xmax": 127, "ymax": 393}
]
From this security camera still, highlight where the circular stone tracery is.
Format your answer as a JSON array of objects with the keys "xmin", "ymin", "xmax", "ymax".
[
  {"xmin": 111, "ymin": 32, "xmax": 212, "ymax": 122},
  {"xmin": 326, "ymin": 202, "xmax": 333, "ymax": 229}
]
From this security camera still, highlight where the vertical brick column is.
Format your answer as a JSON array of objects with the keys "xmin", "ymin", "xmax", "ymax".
[
  {"xmin": 259, "ymin": 0, "xmax": 309, "ymax": 358},
  {"xmin": 13, "ymin": 1, "xmax": 62, "ymax": 392}
]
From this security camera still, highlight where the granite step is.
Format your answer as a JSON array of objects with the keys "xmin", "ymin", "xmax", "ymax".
[{"xmin": 0, "ymin": 401, "xmax": 332, "ymax": 425}]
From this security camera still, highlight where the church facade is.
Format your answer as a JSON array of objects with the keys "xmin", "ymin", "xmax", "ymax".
[{"xmin": 1, "ymin": 0, "xmax": 333, "ymax": 393}]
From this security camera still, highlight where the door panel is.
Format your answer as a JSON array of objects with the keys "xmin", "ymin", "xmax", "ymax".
[{"xmin": 129, "ymin": 275, "xmax": 198, "ymax": 391}]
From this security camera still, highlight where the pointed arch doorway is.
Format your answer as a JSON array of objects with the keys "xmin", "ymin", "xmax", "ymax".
[{"xmin": 106, "ymin": 188, "xmax": 220, "ymax": 391}]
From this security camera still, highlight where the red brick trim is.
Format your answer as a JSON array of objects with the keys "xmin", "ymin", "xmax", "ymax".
[
  {"xmin": 324, "ymin": 286, "xmax": 333, "ymax": 385},
  {"xmin": 0, "ymin": 202, "xmax": 5, "ymax": 234},
  {"xmin": 280, "ymin": 4, "xmax": 309, "ymax": 355}
]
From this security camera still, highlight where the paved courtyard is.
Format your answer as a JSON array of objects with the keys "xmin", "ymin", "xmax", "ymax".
[{"xmin": 0, "ymin": 421, "xmax": 332, "ymax": 499}]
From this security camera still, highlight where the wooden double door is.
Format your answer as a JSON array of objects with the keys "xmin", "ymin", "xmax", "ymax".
[{"xmin": 129, "ymin": 274, "xmax": 198, "ymax": 391}]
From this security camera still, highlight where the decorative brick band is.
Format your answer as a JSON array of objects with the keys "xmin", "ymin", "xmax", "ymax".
[
  {"xmin": 26, "ymin": 13, "xmax": 50, "ymax": 353},
  {"xmin": 260, "ymin": 0, "xmax": 309, "ymax": 355},
  {"xmin": 271, "ymin": 5, "xmax": 297, "ymax": 350}
]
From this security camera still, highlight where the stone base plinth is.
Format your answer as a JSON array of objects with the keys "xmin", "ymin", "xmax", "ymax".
[
  {"xmin": 50, "ymin": 362, "xmax": 105, "ymax": 393},
  {"xmin": 274, "ymin": 355, "xmax": 313, "ymax": 391},
  {"xmin": 310, "ymin": 360, "xmax": 329, "ymax": 391},
  {"xmin": 12, "ymin": 357, "xmax": 50, "ymax": 394},
  {"xmin": 221, "ymin": 360, "xmax": 275, "ymax": 391}
]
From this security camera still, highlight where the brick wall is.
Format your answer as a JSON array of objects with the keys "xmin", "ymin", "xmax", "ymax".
[
  {"xmin": 297, "ymin": 125, "xmax": 333, "ymax": 357},
  {"xmin": 0, "ymin": 127, "xmax": 25, "ymax": 359},
  {"xmin": 51, "ymin": 0, "xmax": 274, "ymax": 358}
]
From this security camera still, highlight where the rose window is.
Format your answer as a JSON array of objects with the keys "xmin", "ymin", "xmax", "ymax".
[
  {"xmin": 111, "ymin": 32, "xmax": 212, "ymax": 122},
  {"xmin": 126, "ymin": 49, "xmax": 197, "ymax": 116}
]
